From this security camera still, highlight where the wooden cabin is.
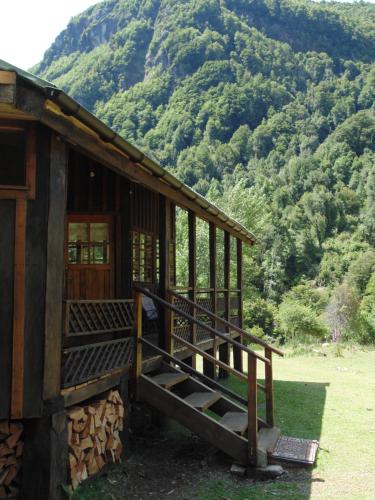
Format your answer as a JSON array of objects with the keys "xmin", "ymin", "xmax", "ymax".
[{"xmin": 0, "ymin": 61, "xmax": 302, "ymax": 499}]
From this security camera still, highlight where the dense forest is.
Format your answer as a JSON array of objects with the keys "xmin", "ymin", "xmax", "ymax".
[{"xmin": 34, "ymin": 0, "xmax": 375, "ymax": 344}]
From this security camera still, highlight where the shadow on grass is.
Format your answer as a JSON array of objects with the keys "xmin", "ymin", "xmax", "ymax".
[{"xmin": 215, "ymin": 376, "xmax": 329, "ymax": 500}]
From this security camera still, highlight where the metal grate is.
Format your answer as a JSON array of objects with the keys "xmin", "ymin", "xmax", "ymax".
[
  {"xmin": 270, "ymin": 436, "xmax": 319, "ymax": 466},
  {"xmin": 64, "ymin": 300, "xmax": 134, "ymax": 336},
  {"xmin": 61, "ymin": 337, "xmax": 134, "ymax": 388}
]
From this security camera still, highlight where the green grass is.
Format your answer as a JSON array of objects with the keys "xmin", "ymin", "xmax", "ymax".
[
  {"xmin": 71, "ymin": 346, "xmax": 375, "ymax": 499},
  {"xmin": 195, "ymin": 345, "xmax": 375, "ymax": 499}
]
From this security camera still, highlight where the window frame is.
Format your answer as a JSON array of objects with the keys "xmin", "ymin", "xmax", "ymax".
[
  {"xmin": 0, "ymin": 122, "xmax": 36, "ymax": 199},
  {"xmin": 65, "ymin": 215, "xmax": 114, "ymax": 270}
]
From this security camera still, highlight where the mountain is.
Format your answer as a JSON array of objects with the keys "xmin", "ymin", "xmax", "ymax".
[{"xmin": 34, "ymin": 0, "xmax": 375, "ymax": 343}]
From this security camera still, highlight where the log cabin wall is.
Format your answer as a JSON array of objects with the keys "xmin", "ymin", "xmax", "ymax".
[{"xmin": 0, "ymin": 122, "xmax": 54, "ymax": 419}]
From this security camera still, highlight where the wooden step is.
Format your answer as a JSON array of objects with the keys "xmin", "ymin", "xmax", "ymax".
[
  {"xmin": 184, "ymin": 392, "xmax": 221, "ymax": 411},
  {"xmin": 151, "ymin": 372, "xmax": 189, "ymax": 389},
  {"xmin": 219, "ymin": 412, "xmax": 248, "ymax": 435}
]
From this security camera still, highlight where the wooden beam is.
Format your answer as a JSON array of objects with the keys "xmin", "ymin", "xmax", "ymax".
[
  {"xmin": 219, "ymin": 231, "xmax": 231, "ymax": 378},
  {"xmin": 265, "ymin": 348, "xmax": 274, "ymax": 427},
  {"xmin": 233, "ymin": 238, "xmax": 243, "ymax": 372},
  {"xmin": 188, "ymin": 210, "xmax": 197, "ymax": 369},
  {"xmin": 62, "ymin": 369, "xmax": 128, "ymax": 407},
  {"xmin": 159, "ymin": 197, "xmax": 171, "ymax": 350},
  {"xmin": 11, "ymin": 198, "xmax": 27, "ymax": 418},
  {"xmin": 204, "ymin": 223, "xmax": 217, "ymax": 379},
  {"xmin": 43, "ymin": 134, "xmax": 67, "ymax": 400},
  {"xmin": 247, "ymin": 356, "xmax": 258, "ymax": 466},
  {"xmin": 0, "ymin": 71, "xmax": 16, "ymax": 85}
]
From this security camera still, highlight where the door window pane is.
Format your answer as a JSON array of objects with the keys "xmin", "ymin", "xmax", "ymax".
[{"xmin": 68, "ymin": 221, "xmax": 110, "ymax": 264}]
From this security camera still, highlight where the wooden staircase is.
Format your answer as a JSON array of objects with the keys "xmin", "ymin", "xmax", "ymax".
[
  {"xmin": 133, "ymin": 286, "xmax": 285, "ymax": 468},
  {"xmin": 139, "ymin": 361, "xmax": 281, "ymax": 467}
]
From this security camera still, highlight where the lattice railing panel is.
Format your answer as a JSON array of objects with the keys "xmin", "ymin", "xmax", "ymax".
[
  {"xmin": 65, "ymin": 300, "xmax": 134, "ymax": 336},
  {"xmin": 62, "ymin": 337, "xmax": 134, "ymax": 388}
]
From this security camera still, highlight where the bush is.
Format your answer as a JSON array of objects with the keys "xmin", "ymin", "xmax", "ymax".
[{"xmin": 277, "ymin": 300, "xmax": 328, "ymax": 341}]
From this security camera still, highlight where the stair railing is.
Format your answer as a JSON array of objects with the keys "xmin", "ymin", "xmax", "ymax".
[
  {"xmin": 169, "ymin": 290, "xmax": 284, "ymax": 428},
  {"xmin": 133, "ymin": 285, "xmax": 279, "ymax": 466}
]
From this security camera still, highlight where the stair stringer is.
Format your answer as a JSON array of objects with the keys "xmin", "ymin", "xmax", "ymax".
[{"xmin": 139, "ymin": 374, "xmax": 249, "ymax": 465}]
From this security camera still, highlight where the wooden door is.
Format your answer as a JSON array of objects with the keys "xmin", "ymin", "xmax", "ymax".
[{"xmin": 65, "ymin": 215, "xmax": 114, "ymax": 300}]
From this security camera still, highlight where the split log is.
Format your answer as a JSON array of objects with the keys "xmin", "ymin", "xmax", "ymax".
[
  {"xmin": 66, "ymin": 390, "xmax": 125, "ymax": 491},
  {"xmin": 0, "ymin": 421, "xmax": 23, "ymax": 498}
]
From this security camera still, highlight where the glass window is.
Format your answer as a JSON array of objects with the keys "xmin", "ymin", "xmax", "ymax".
[
  {"xmin": 68, "ymin": 221, "xmax": 110, "ymax": 265},
  {"xmin": 132, "ymin": 231, "xmax": 159, "ymax": 283},
  {"xmin": 0, "ymin": 131, "xmax": 26, "ymax": 186}
]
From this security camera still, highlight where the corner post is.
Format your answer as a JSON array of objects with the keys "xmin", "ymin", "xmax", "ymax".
[
  {"xmin": 247, "ymin": 354, "xmax": 258, "ymax": 467},
  {"xmin": 265, "ymin": 348, "xmax": 274, "ymax": 427}
]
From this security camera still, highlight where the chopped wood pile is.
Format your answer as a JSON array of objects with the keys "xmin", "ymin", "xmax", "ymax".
[
  {"xmin": 67, "ymin": 390, "xmax": 124, "ymax": 490},
  {"xmin": 0, "ymin": 421, "xmax": 23, "ymax": 499}
]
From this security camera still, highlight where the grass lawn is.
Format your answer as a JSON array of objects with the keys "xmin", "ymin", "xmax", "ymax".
[
  {"xmin": 74, "ymin": 346, "xmax": 375, "ymax": 499},
  {"xmin": 195, "ymin": 345, "xmax": 375, "ymax": 500}
]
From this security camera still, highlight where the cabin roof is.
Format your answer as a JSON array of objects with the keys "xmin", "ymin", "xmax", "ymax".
[{"xmin": 0, "ymin": 59, "xmax": 256, "ymax": 244}]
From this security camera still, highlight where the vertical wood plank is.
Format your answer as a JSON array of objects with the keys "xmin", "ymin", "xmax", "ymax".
[
  {"xmin": 233, "ymin": 238, "xmax": 243, "ymax": 372},
  {"xmin": 11, "ymin": 198, "xmax": 27, "ymax": 418},
  {"xmin": 219, "ymin": 230, "xmax": 231, "ymax": 378},
  {"xmin": 204, "ymin": 222, "xmax": 217, "ymax": 379},
  {"xmin": 159, "ymin": 196, "xmax": 171, "ymax": 350},
  {"xmin": 134, "ymin": 290, "xmax": 143, "ymax": 381},
  {"xmin": 247, "ymin": 355, "xmax": 258, "ymax": 466},
  {"xmin": 0, "ymin": 200, "xmax": 15, "ymax": 419},
  {"xmin": 265, "ymin": 348, "xmax": 274, "ymax": 427},
  {"xmin": 43, "ymin": 134, "xmax": 67, "ymax": 400},
  {"xmin": 188, "ymin": 210, "xmax": 197, "ymax": 369},
  {"xmin": 165, "ymin": 290, "xmax": 174, "ymax": 355}
]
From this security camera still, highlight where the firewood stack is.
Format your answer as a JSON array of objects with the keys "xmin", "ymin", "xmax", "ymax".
[
  {"xmin": 0, "ymin": 421, "xmax": 23, "ymax": 499},
  {"xmin": 67, "ymin": 390, "xmax": 125, "ymax": 490}
]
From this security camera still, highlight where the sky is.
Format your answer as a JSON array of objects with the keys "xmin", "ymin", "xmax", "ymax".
[
  {"xmin": 1, "ymin": 0, "xmax": 374, "ymax": 72},
  {"xmin": 0, "ymin": 0, "xmax": 100, "ymax": 71}
]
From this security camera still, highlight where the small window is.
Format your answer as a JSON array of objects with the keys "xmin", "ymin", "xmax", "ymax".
[
  {"xmin": 68, "ymin": 221, "xmax": 110, "ymax": 265},
  {"xmin": 132, "ymin": 231, "xmax": 159, "ymax": 283},
  {"xmin": 0, "ymin": 131, "xmax": 26, "ymax": 187}
]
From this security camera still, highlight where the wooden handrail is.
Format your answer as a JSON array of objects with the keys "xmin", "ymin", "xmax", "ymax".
[
  {"xmin": 134, "ymin": 285, "xmax": 269, "ymax": 364},
  {"xmin": 171, "ymin": 333, "xmax": 247, "ymax": 382},
  {"xmin": 169, "ymin": 290, "xmax": 284, "ymax": 357}
]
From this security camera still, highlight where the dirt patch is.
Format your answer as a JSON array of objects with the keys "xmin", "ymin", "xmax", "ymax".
[{"xmin": 78, "ymin": 419, "xmax": 311, "ymax": 500}]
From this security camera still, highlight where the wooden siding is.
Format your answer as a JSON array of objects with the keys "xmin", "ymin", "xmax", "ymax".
[
  {"xmin": 0, "ymin": 200, "xmax": 16, "ymax": 419},
  {"xmin": 22, "ymin": 126, "xmax": 51, "ymax": 417}
]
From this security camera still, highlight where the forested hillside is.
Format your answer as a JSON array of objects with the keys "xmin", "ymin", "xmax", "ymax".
[{"xmin": 34, "ymin": 0, "xmax": 375, "ymax": 343}]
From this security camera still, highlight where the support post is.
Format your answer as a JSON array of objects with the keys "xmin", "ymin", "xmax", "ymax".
[
  {"xmin": 233, "ymin": 238, "xmax": 243, "ymax": 372},
  {"xmin": 159, "ymin": 197, "xmax": 172, "ymax": 350},
  {"xmin": 22, "ymin": 411, "xmax": 68, "ymax": 500},
  {"xmin": 247, "ymin": 355, "xmax": 258, "ymax": 466},
  {"xmin": 219, "ymin": 230, "xmax": 230, "ymax": 378},
  {"xmin": 265, "ymin": 348, "xmax": 274, "ymax": 427},
  {"xmin": 43, "ymin": 133, "xmax": 67, "ymax": 401},
  {"xmin": 165, "ymin": 290, "xmax": 174, "ymax": 355},
  {"xmin": 132, "ymin": 290, "xmax": 142, "ymax": 401},
  {"xmin": 204, "ymin": 222, "xmax": 217, "ymax": 379},
  {"xmin": 188, "ymin": 210, "xmax": 197, "ymax": 369}
]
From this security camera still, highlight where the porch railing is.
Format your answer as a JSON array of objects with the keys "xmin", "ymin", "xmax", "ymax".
[
  {"xmin": 133, "ymin": 286, "xmax": 283, "ymax": 465},
  {"xmin": 64, "ymin": 299, "xmax": 134, "ymax": 337},
  {"xmin": 62, "ymin": 299, "xmax": 135, "ymax": 388}
]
